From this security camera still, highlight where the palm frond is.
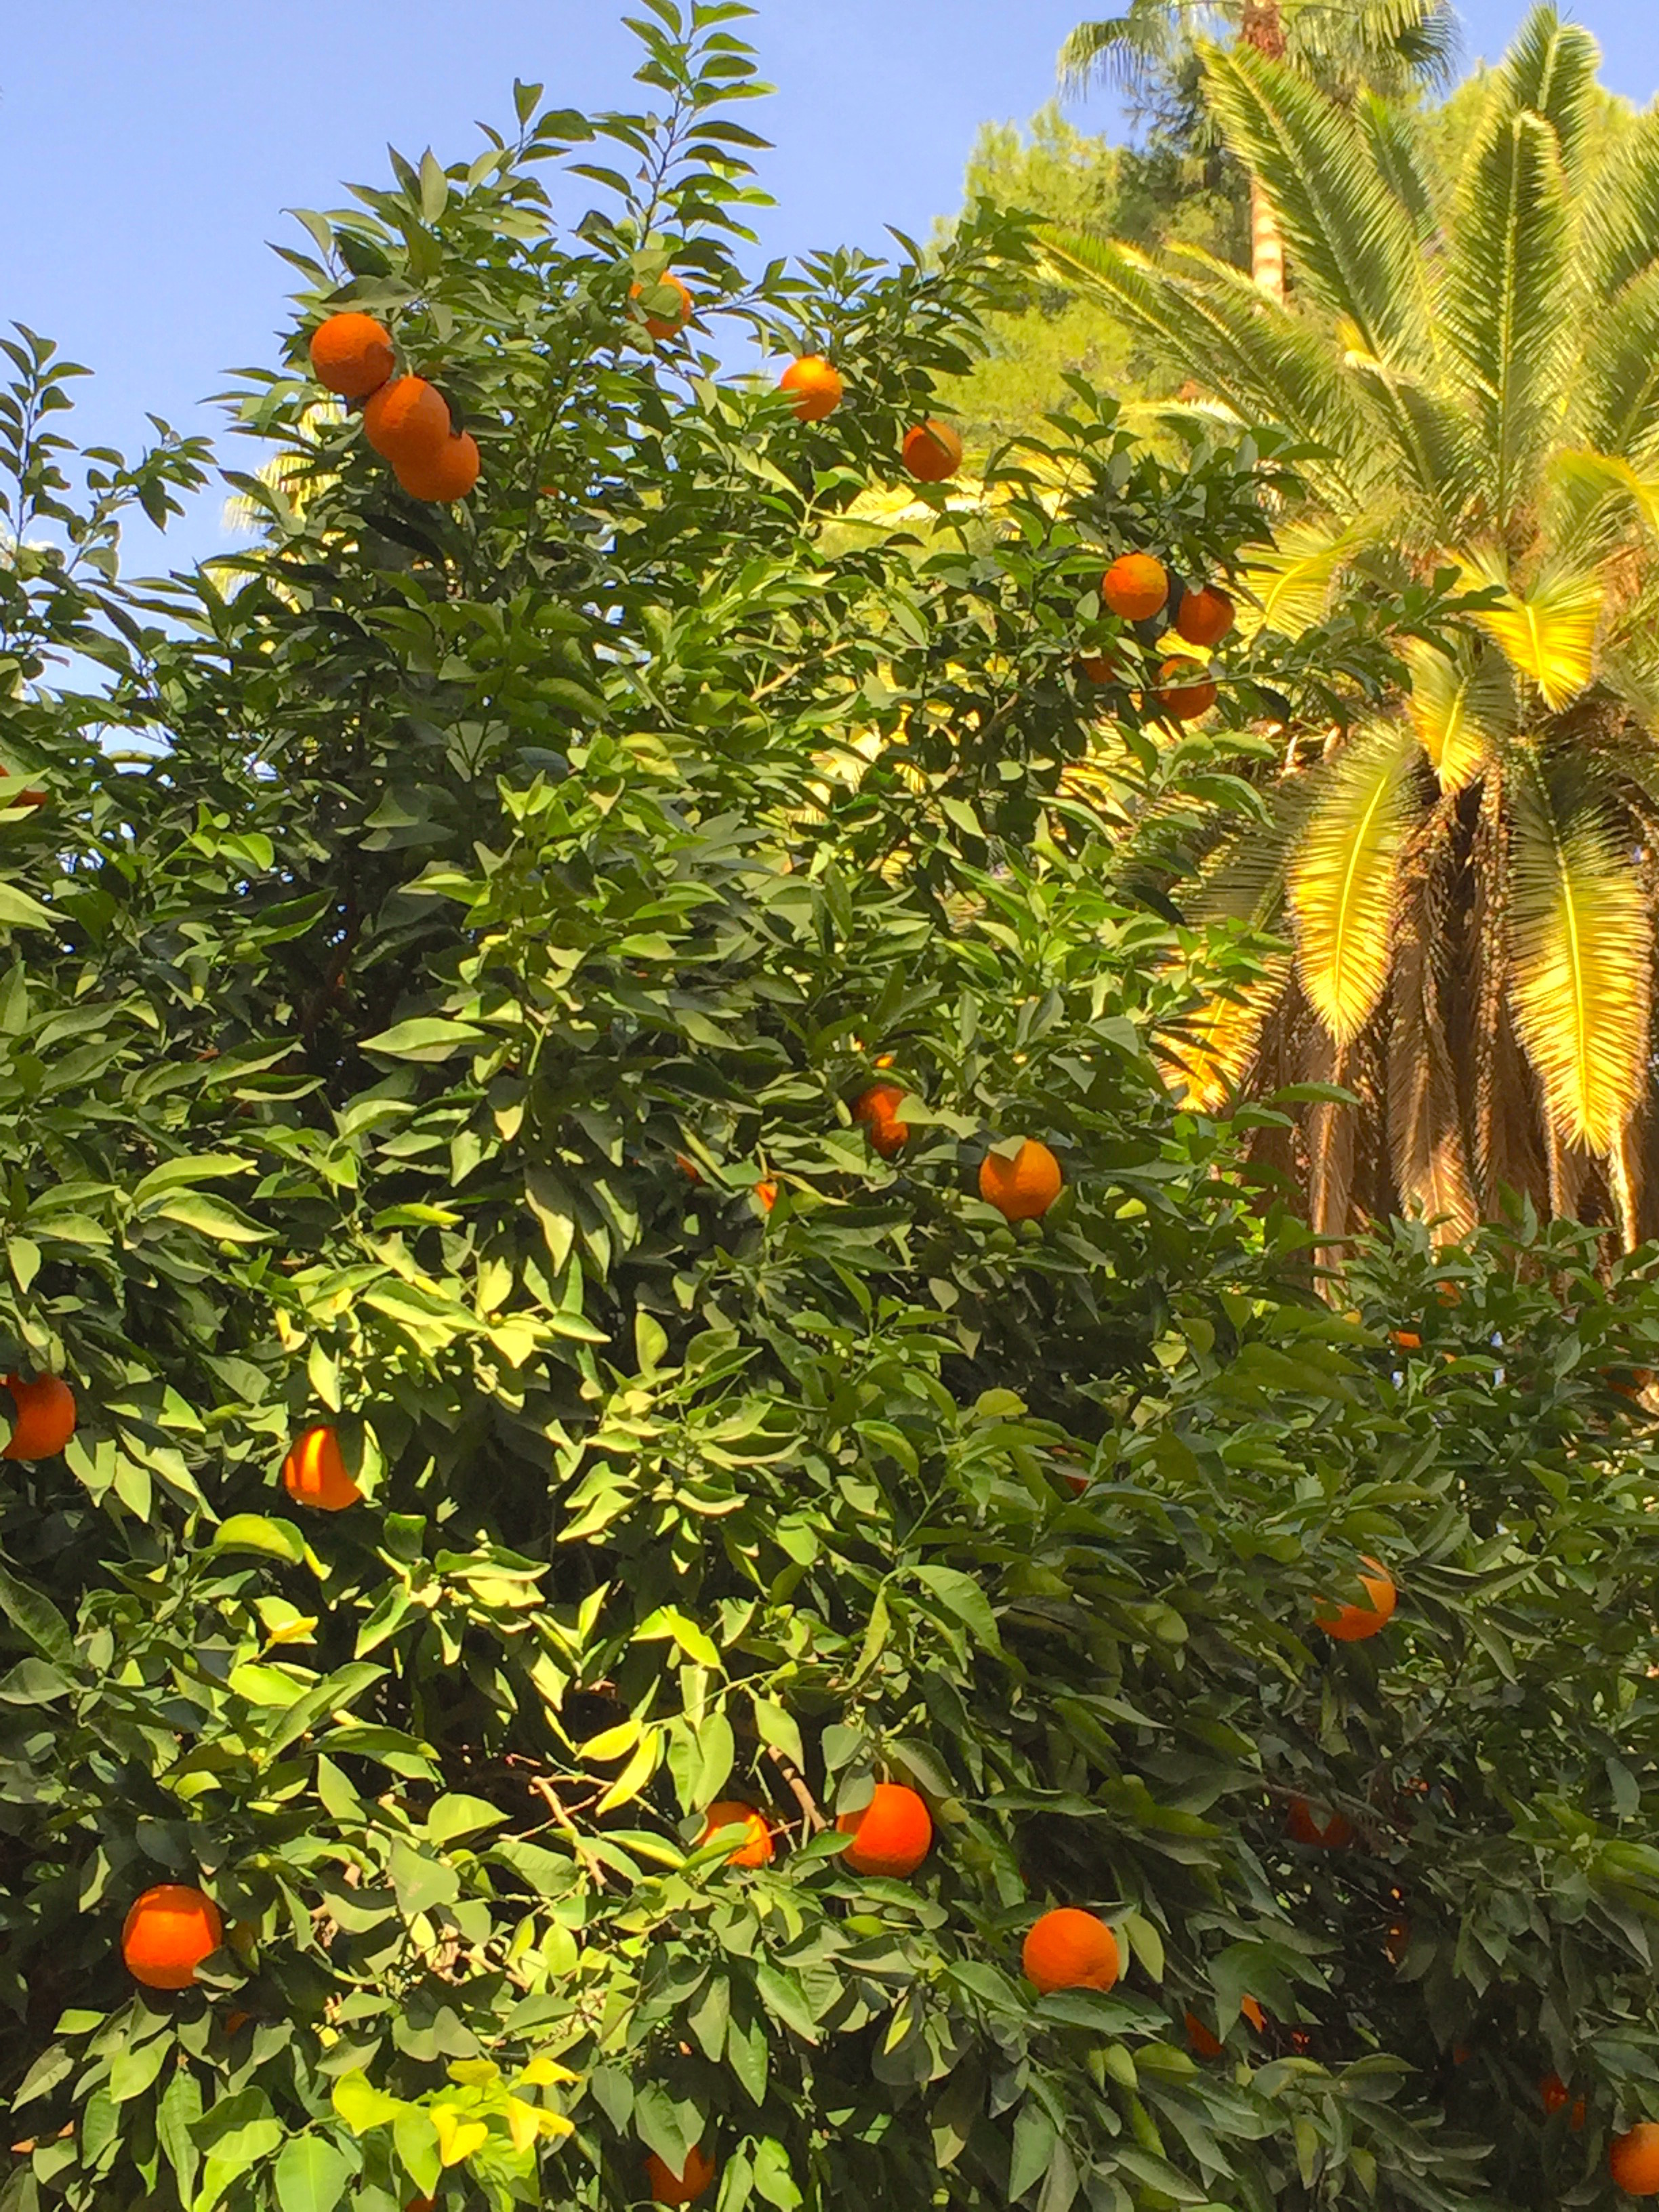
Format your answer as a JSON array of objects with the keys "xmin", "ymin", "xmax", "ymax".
[
  {"xmin": 1058, "ymin": 5, "xmax": 1181, "ymax": 96},
  {"xmin": 1168, "ymin": 956, "xmax": 1292, "ymax": 1109},
  {"xmin": 1582, "ymin": 105, "xmax": 1659, "ymax": 303},
  {"xmin": 1404, "ymin": 636, "xmax": 1516, "ymax": 794},
  {"xmin": 1285, "ymin": 0, "xmax": 1462, "ymax": 96},
  {"xmin": 1571, "ymin": 263, "xmax": 1659, "ymax": 462},
  {"xmin": 1547, "ymin": 447, "xmax": 1659, "ymax": 569},
  {"xmin": 1240, "ymin": 516, "xmax": 1370, "ymax": 638},
  {"xmin": 1492, "ymin": 5, "xmax": 1603, "ymax": 189},
  {"xmin": 1287, "ymin": 720, "xmax": 1422, "ymax": 1044},
  {"xmin": 1441, "ymin": 105, "xmax": 1576, "ymax": 527},
  {"xmin": 1507, "ymin": 760, "xmax": 1651, "ymax": 1154},
  {"xmin": 1199, "ymin": 41, "xmax": 1431, "ymax": 368},
  {"xmin": 1465, "ymin": 554, "xmax": 1602, "ymax": 710},
  {"xmin": 1038, "ymin": 229, "xmax": 1369, "ymax": 485},
  {"xmin": 1357, "ymin": 91, "xmax": 1440, "ymax": 247}
]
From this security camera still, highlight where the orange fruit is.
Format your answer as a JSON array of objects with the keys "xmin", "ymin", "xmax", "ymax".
[
  {"xmin": 395, "ymin": 431, "xmax": 480, "ymax": 503},
  {"xmin": 902, "ymin": 419, "xmax": 962, "ymax": 483},
  {"xmin": 633, "ymin": 274, "xmax": 694, "ymax": 340},
  {"xmin": 1022, "ymin": 1908, "xmax": 1120, "ymax": 1995},
  {"xmin": 1286, "ymin": 1796, "xmax": 1354, "ymax": 1849},
  {"xmin": 644, "ymin": 2146, "xmax": 715, "ymax": 2205},
  {"xmin": 1541, "ymin": 2074, "xmax": 1586, "ymax": 2129},
  {"xmin": 1613, "ymin": 2124, "xmax": 1659, "ymax": 2194},
  {"xmin": 0, "ymin": 769, "xmax": 47, "ymax": 808},
  {"xmin": 780, "ymin": 356, "xmax": 843, "ymax": 422},
  {"xmin": 1314, "ymin": 1555, "xmax": 1397, "ymax": 1643},
  {"xmin": 675, "ymin": 1153, "xmax": 702, "ymax": 1185},
  {"xmin": 281, "ymin": 1424, "xmax": 363, "ymax": 1512},
  {"xmin": 853, "ymin": 1082, "xmax": 911, "ymax": 1160},
  {"xmin": 756, "ymin": 1179, "xmax": 778, "ymax": 1214},
  {"xmin": 1174, "ymin": 585, "xmax": 1234, "ymax": 647},
  {"xmin": 122, "ymin": 1884, "xmax": 224, "ymax": 1990},
  {"xmin": 1154, "ymin": 660, "xmax": 1218, "ymax": 720},
  {"xmin": 1077, "ymin": 653, "xmax": 1117, "ymax": 685},
  {"xmin": 1391, "ymin": 1329, "xmax": 1422, "ymax": 1351},
  {"xmin": 1101, "ymin": 553, "xmax": 1168, "ymax": 622},
  {"xmin": 308, "ymin": 312, "xmax": 395, "ymax": 400},
  {"xmin": 363, "ymin": 376, "xmax": 451, "ymax": 466},
  {"xmin": 1, "ymin": 1372, "xmax": 76, "ymax": 1461},
  {"xmin": 1240, "ymin": 1996, "xmax": 1267, "ymax": 2032},
  {"xmin": 1185, "ymin": 2011, "xmax": 1224, "ymax": 2058},
  {"xmin": 701, "ymin": 1800, "xmax": 773, "ymax": 1868},
  {"xmin": 837, "ymin": 1782, "xmax": 932, "ymax": 1877},
  {"xmin": 407, "ymin": 2201, "xmax": 438, "ymax": 2212},
  {"xmin": 979, "ymin": 1139, "xmax": 1063, "ymax": 1223}
]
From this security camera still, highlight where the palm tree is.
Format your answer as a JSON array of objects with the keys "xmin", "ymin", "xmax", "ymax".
[
  {"xmin": 1059, "ymin": 0, "xmax": 1460, "ymax": 300},
  {"xmin": 1046, "ymin": 6, "xmax": 1659, "ymax": 1250}
]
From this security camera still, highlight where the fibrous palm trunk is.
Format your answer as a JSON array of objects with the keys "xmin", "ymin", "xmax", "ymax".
[{"xmin": 1240, "ymin": 0, "xmax": 1288, "ymax": 301}]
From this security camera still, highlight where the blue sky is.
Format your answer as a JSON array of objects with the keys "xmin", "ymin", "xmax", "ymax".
[{"xmin": 1, "ymin": 1, "xmax": 1655, "ymax": 569}]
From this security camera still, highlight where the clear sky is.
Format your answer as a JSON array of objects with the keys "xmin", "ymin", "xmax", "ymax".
[{"xmin": 1, "ymin": 1, "xmax": 1655, "ymax": 569}]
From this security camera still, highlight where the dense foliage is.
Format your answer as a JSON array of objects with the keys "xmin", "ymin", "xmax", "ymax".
[{"xmin": 8, "ymin": 12, "xmax": 1659, "ymax": 2212}]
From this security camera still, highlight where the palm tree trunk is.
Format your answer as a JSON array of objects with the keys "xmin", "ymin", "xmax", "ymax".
[{"xmin": 1238, "ymin": 1, "xmax": 1288, "ymax": 302}]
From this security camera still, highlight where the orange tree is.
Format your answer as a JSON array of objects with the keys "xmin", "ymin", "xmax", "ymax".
[{"xmin": 8, "ymin": 9, "xmax": 1659, "ymax": 2212}]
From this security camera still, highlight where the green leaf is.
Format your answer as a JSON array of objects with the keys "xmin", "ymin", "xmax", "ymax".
[
  {"xmin": 272, "ymin": 2135, "xmax": 352, "ymax": 2212},
  {"xmin": 361, "ymin": 1018, "xmax": 488, "ymax": 1061},
  {"xmin": 911, "ymin": 1564, "xmax": 1002, "ymax": 1652},
  {"xmin": 213, "ymin": 1515, "xmax": 307, "ymax": 1565}
]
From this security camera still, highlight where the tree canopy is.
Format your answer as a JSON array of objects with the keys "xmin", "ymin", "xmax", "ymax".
[{"xmin": 7, "ymin": 12, "xmax": 1659, "ymax": 2212}]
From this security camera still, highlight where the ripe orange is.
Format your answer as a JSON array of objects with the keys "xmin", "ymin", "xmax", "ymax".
[
  {"xmin": 979, "ymin": 1139, "xmax": 1063, "ymax": 1223},
  {"xmin": 122, "ymin": 1884, "xmax": 224, "ymax": 1990},
  {"xmin": 675, "ymin": 1152, "xmax": 702, "ymax": 1185},
  {"xmin": 1315, "ymin": 1555, "xmax": 1397, "ymax": 1643},
  {"xmin": 1241, "ymin": 1996, "xmax": 1267, "ymax": 2032},
  {"xmin": 1391, "ymin": 1329, "xmax": 1422, "ymax": 1351},
  {"xmin": 1154, "ymin": 661, "xmax": 1218, "ymax": 720},
  {"xmin": 902, "ymin": 419, "xmax": 962, "ymax": 483},
  {"xmin": 837, "ymin": 1782, "xmax": 932, "ymax": 1877},
  {"xmin": 1101, "ymin": 553, "xmax": 1168, "ymax": 622},
  {"xmin": 633, "ymin": 274, "xmax": 694, "ymax": 340},
  {"xmin": 1286, "ymin": 1796, "xmax": 1354, "ymax": 1849},
  {"xmin": 1078, "ymin": 653, "xmax": 1117, "ymax": 686},
  {"xmin": 1612, "ymin": 2123, "xmax": 1659, "ymax": 2194},
  {"xmin": 363, "ymin": 376, "xmax": 451, "ymax": 466},
  {"xmin": 1174, "ymin": 585, "xmax": 1234, "ymax": 647},
  {"xmin": 1, "ymin": 1373, "xmax": 76, "ymax": 1461},
  {"xmin": 853, "ymin": 1082, "xmax": 911, "ymax": 1160},
  {"xmin": 1540, "ymin": 2074, "xmax": 1586, "ymax": 2129},
  {"xmin": 1185, "ymin": 2011, "xmax": 1224, "ymax": 2059},
  {"xmin": 701, "ymin": 1800, "xmax": 773, "ymax": 1868},
  {"xmin": 756, "ymin": 1179, "xmax": 779, "ymax": 1214},
  {"xmin": 309, "ymin": 312, "xmax": 395, "ymax": 401},
  {"xmin": 395, "ymin": 431, "xmax": 480, "ymax": 503},
  {"xmin": 644, "ymin": 2146, "xmax": 715, "ymax": 2205},
  {"xmin": 281, "ymin": 1424, "xmax": 363, "ymax": 1512},
  {"xmin": 780, "ymin": 356, "xmax": 843, "ymax": 422},
  {"xmin": 1022, "ymin": 1908, "xmax": 1120, "ymax": 1995}
]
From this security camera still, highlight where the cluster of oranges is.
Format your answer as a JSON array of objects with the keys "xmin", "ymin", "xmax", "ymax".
[
  {"xmin": 851, "ymin": 1081, "xmax": 1065, "ymax": 1223},
  {"xmin": 1083, "ymin": 550, "xmax": 1235, "ymax": 724},
  {"xmin": 308, "ymin": 312, "xmax": 480, "ymax": 503}
]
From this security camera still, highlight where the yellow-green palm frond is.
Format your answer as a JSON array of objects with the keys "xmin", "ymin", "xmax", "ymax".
[
  {"xmin": 1405, "ymin": 636, "xmax": 1516, "ymax": 794},
  {"xmin": 1507, "ymin": 764, "xmax": 1650, "ymax": 1153},
  {"xmin": 1287, "ymin": 720, "xmax": 1422, "ymax": 1044},
  {"xmin": 1464, "ymin": 553, "xmax": 1603, "ymax": 709},
  {"xmin": 1167, "ymin": 955, "xmax": 1292, "ymax": 1111},
  {"xmin": 1547, "ymin": 447, "xmax": 1659, "ymax": 565},
  {"xmin": 222, "ymin": 402, "xmax": 343, "ymax": 535},
  {"xmin": 1441, "ymin": 100, "xmax": 1578, "ymax": 528},
  {"xmin": 1239, "ymin": 516, "xmax": 1371, "ymax": 639}
]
